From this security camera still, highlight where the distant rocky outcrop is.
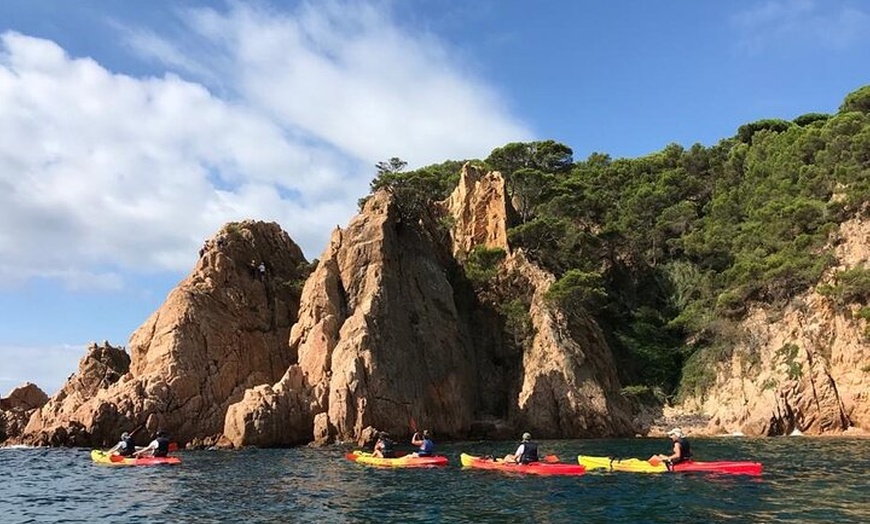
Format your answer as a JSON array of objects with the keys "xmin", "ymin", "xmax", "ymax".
[
  {"xmin": 679, "ymin": 216, "xmax": 869, "ymax": 436},
  {"xmin": 0, "ymin": 383, "xmax": 48, "ymax": 443},
  {"xmin": 17, "ymin": 221, "xmax": 308, "ymax": 447}
]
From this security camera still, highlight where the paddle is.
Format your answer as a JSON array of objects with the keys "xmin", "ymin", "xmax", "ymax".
[
  {"xmin": 543, "ymin": 454, "xmax": 560, "ymax": 464},
  {"xmin": 648, "ymin": 455, "xmax": 674, "ymax": 471}
]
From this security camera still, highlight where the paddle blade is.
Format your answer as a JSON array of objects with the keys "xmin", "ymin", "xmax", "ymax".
[
  {"xmin": 543, "ymin": 454, "xmax": 560, "ymax": 463},
  {"xmin": 168, "ymin": 442, "xmax": 179, "ymax": 452},
  {"xmin": 648, "ymin": 456, "xmax": 662, "ymax": 466},
  {"xmin": 410, "ymin": 417, "xmax": 417, "ymax": 433}
]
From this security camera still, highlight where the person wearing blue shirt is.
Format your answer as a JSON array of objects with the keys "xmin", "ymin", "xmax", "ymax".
[{"xmin": 410, "ymin": 429, "xmax": 435, "ymax": 457}]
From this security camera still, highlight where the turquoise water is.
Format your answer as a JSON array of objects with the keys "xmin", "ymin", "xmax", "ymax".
[{"xmin": 2, "ymin": 437, "xmax": 868, "ymax": 523}]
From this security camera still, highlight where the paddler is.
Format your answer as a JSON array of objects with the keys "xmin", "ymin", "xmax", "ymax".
[
  {"xmin": 134, "ymin": 429, "xmax": 171, "ymax": 458},
  {"xmin": 651, "ymin": 427, "xmax": 692, "ymax": 466},
  {"xmin": 503, "ymin": 432, "xmax": 539, "ymax": 464},
  {"xmin": 372, "ymin": 431, "xmax": 395, "ymax": 458},
  {"xmin": 410, "ymin": 429, "xmax": 435, "ymax": 457},
  {"xmin": 106, "ymin": 431, "xmax": 136, "ymax": 457}
]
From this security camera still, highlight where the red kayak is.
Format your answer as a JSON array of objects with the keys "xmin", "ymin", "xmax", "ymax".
[
  {"xmin": 461, "ymin": 453, "xmax": 586, "ymax": 476},
  {"xmin": 669, "ymin": 460, "xmax": 762, "ymax": 475}
]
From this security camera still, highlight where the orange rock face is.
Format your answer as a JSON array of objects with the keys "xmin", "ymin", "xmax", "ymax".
[
  {"xmin": 224, "ymin": 165, "xmax": 633, "ymax": 446},
  {"xmin": 684, "ymin": 217, "xmax": 869, "ymax": 436},
  {"xmin": 17, "ymin": 221, "xmax": 308, "ymax": 447}
]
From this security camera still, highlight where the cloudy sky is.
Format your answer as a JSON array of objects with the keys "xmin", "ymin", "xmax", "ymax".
[{"xmin": 1, "ymin": 0, "xmax": 868, "ymax": 395}]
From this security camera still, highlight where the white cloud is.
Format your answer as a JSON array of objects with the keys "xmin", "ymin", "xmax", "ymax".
[
  {"xmin": 0, "ymin": 344, "xmax": 86, "ymax": 396},
  {"xmin": 0, "ymin": 0, "xmax": 531, "ymax": 290},
  {"xmin": 733, "ymin": 0, "xmax": 870, "ymax": 52},
  {"xmin": 126, "ymin": 0, "xmax": 530, "ymax": 167}
]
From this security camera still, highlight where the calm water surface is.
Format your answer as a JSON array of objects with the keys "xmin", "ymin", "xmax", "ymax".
[{"xmin": 1, "ymin": 437, "xmax": 868, "ymax": 523}]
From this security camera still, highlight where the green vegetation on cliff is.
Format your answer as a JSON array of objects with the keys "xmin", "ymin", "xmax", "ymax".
[{"xmin": 367, "ymin": 85, "xmax": 870, "ymax": 400}]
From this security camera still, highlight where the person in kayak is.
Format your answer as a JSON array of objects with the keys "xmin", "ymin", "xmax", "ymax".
[
  {"xmin": 134, "ymin": 430, "xmax": 171, "ymax": 458},
  {"xmin": 503, "ymin": 432, "xmax": 539, "ymax": 464},
  {"xmin": 651, "ymin": 427, "xmax": 692, "ymax": 466},
  {"xmin": 106, "ymin": 431, "xmax": 137, "ymax": 457},
  {"xmin": 410, "ymin": 429, "xmax": 435, "ymax": 457},
  {"xmin": 372, "ymin": 431, "xmax": 395, "ymax": 458}
]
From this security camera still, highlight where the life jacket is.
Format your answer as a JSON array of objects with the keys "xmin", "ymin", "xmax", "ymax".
[
  {"xmin": 519, "ymin": 441, "xmax": 539, "ymax": 464},
  {"xmin": 380, "ymin": 438, "xmax": 395, "ymax": 458},
  {"xmin": 675, "ymin": 437, "xmax": 692, "ymax": 463},
  {"xmin": 154, "ymin": 437, "xmax": 170, "ymax": 457},
  {"xmin": 418, "ymin": 438, "xmax": 435, "ymax": 456},
  {"xmin": 119, "ymin": 437, "xmax": 136, "ymax": 457}
]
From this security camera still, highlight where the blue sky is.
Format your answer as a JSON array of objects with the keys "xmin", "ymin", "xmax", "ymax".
[{"xmin": 1, "ymin": 0, "xmax": 868, "ymax": 395}]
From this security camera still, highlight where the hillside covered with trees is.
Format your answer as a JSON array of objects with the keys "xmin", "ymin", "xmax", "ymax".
[{"xmin": 366, "ymin": 85, "xmax": 870, "ymax": 405}]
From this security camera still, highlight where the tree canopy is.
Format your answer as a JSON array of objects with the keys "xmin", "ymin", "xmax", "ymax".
[{"xmin": 363, "ymin": 85, "xmax": 870, "ymax": 399}]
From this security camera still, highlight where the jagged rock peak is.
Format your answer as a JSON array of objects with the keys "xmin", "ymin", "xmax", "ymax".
[
  {"xmin": 441, "ymin": 163, "xmax": 512, "ymax": 256},
  {"xmin": 225, "ymin": 189, "xmax": 472, "ymax": 446}
]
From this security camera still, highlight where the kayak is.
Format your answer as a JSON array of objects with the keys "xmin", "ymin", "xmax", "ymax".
[
  {"xmin": 578, "ymin": 455, "xmax": 762, "ymax": 475},
  {"xmin": 460, "ymin": 453, "xmax": 586, "ymax": 476},
  {"xmin": 345, "ymin": 450, "xmax": 448, "ymax": 467},
  {"xmin": 91, "ymin": 450, "xmax": 181, "ymax": 466}
]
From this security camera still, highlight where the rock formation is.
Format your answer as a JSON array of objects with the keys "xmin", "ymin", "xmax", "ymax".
[
  {"xmin": 224, "ymin": 164, "xmax": 633, "ymax": 446},
  {"xmin": 0, "ymin": 383, "xmax": 48, "ymax": 443},
  {"xmin": 680, "ymin": 216, "xmax": 869, "ymax": 436},
  {"xmin": 16, "ymin": 163, "xmax": 864, "ymax": 447},
  {"xmin": 18, "ymin": 221, "xmax": 308, "ymax": 447}
]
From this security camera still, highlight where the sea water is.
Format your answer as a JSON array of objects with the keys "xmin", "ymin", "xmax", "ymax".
[{"xmin": 1, "ymin": 437, "xmax": 868, "ymax": 523}]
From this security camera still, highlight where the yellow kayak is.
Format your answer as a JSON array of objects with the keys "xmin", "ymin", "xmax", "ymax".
[
  {"xmin": 345, "ymin": 450, "xmax": 448, "ymax": 467},
  {"xmin": 91, "ymin": 450, "xmax": 181, "ymax": 466},
  {"xmin": 578, "ymin": 455, "xmax": 762, "ymax": 475},
  {"xmin": 579, "ymin": 455, "xmax": 666, "ymax": 473}
]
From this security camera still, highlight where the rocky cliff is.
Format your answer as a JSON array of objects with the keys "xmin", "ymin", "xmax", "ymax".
[
  {"xmin": 679, "ymin": 216, "xmax": 869, "ymax": 436},
  {"xmin": 223, "ymin": 164, "xmax": 632, "ymax": 447},
  {"xmin": 18, "ymin": 163, "xmax": 865, "ymax": 447},
  {"xmin": 17, "ymin": 221, "xmax": 308, "ymax": 447}
]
